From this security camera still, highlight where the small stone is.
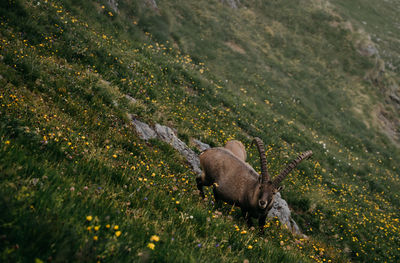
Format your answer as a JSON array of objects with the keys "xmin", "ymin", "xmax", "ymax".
[{"xmin": 125, "ymin": 94, "xmax": 137, "ymax": 104}]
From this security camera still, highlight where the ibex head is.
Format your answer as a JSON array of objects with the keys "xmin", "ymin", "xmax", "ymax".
[
  {"xmin": 252, "ymin": 137, "xmax": 312, "ymax": 212},
  {"xmin": 257, "ymin": 181, "xmax": 279, "ymax": 211}
]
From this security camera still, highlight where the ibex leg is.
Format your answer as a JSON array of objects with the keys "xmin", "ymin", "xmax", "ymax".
[
  {"xmin": 196, "ymin": 176, "xmax": 205, "ymax": 199},
  {"xmin": 242, "ymin": 209, "xmax": 253, "ymax": 227},
  {"xmin": 258, "ymin": 215, "xmax": 267, "ymax": 234}
]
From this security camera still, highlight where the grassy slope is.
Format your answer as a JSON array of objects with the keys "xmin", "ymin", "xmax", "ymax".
[
  {"xmin": 0, "ymin": 0, "xmax": 399, "ymax": 262},
  {"xmin": 136, "ymin": 1, "xmax": 400, "ymax": 261}
]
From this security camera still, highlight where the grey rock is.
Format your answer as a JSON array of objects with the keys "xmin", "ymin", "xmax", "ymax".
[
  {"xmin": 358, "ymin": 43, "xmax": 378, "ymax": 57},
  {"xmin": 155, "ymin": 124, "xmax": 202, "ymax": 175},
  {"xmin": 154, "ymin": 123, "xmax": 175, "ymax": 142},
  {"xmin": 30, "ymin": 178, "xmax": 40, "ymax": 186},
  {"xmin": 131, "ymin": 117, "xmax": 202, "ymax": 174},
  {"xmin": 131, "ymin": 118, "xmax": 157, "ymax": 141},
  {"xmin": 389, "ymin": 92, "xmax": 400, "ymax": 105},
  {"xmin": 145, "ymin": 0, "xmax": 158, "ymax": 10},
  {"xmin": 388, "ymin": 84, "xmax": 400, "ymax": 107},
  {"xmin": 268, "ymin": 192, "xmax": 302, "ymax": 235},
  {"xmin": 125, "ymin": 94, "xmax": 137, "ymax": 104},
  {"xmin": 107, "ymin": 0, "xmax": 119, "ymax": 13},
  {"xmin": 221, "ymin": 0, "xmax": 240, "ymax": 9},
  {"xmin": 193, "ymin": 139, "xmax": 211, "ymax": 151}
]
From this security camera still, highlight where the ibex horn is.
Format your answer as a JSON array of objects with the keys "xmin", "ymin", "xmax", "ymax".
[
  {"xmin": 272, "ymin": 150, "xmax": 313, "ymax": 188},
  {"xmin": 252, "ymin": 137, "xmax": 270, "ymax": 183}
]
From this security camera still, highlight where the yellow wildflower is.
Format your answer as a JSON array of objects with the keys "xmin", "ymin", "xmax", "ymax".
[
  {"xmin": 115, "ymin": 231, "xmax": 122, "ymax": 237},
  {"xmin": 150, "ymin": 235, "xmax": 160, "ymax": 242},
  {"xmin": 114, "ymin": 225, "xmax": 119, "ymax": 230},
  {"xmin": 93, "ymin": 236, "xmax": 98, "ymax": 241},
  {"xmin": 86, "ymin": 215, "xmax": 93, "ymax": 221},
  {"xmin": 94, "ymin": 226, "xmax": 100, "ymax": 231},
  {"xmin": 147, "ymin": 243, "xmax": 155, "ymax": 250}
]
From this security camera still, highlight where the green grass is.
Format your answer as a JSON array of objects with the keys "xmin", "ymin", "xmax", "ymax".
[{"xmin": 1, "ymin": 0, "xmax": 400, "ymax": 262}]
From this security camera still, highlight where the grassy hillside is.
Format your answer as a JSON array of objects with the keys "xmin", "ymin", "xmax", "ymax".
[{"xmin": 1, "ymin": 0, "xmax": 399, "ymax": 262}]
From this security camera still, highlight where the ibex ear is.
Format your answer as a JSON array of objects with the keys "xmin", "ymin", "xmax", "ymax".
[{"xmin": 276, "ymin": 185, "xmax": 285, "ymax": 193}]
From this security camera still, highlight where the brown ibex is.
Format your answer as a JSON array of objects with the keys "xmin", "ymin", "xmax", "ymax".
[
  {"xmin": 224, "ymin": 140, "xmax": 247, "ymax": 162},
  {"xmin": 197, "ymin": 137, "xmax": 312, "ymax": 231}
]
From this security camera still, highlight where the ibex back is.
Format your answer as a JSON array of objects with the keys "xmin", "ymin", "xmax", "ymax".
[{"xmin": 224, "ymin": 140, "xmax": 247, "ymax": 162}]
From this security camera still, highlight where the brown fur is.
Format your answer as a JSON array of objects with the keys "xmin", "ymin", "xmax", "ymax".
[
  {"xmin": 224, "ymin": 140, "xmax": 247, "ymax": 162},
  {"xmin": 197, "ymin": 140, "xmax": 312, "ymax": 231},
  {"xmin": 197, "ymin": 148, "xmax": 276, "ymax": 229}
]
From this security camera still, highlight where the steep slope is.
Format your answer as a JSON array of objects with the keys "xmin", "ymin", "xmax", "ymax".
[
  {"xmin": 0, "ymin": 0, "xmax": 399, "ymax": 262},
  {"xmin": 131, "ymin": 1, "xmax": 400, "ymax": 261}
]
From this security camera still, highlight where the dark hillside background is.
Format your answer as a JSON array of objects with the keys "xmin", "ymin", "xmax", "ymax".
[{"xmin": 1, "ymin": 0, "xmax": 399, "ymax": 262}]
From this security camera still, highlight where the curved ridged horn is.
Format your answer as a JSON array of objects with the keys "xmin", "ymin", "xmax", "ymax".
[
  {"xmin": 252, "ymin": 137, "xmax": 270, "ymax": 183},
  {"xmin": 272, "ymin": 150, "xmax": 313, "ymax": 188}
]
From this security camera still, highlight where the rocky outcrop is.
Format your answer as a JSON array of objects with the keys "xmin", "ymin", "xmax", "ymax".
[
  {"xmin": 192, "ymin": 138, "xmax": 211, "ymax": 151},
  {"xmin": 144, "ymin": 0, "xmax": 159, "ymax": 11},
  {"xmin": 107, "ymin": 0, "xmax": 119, "ymax": 13},
  {"xmin": 358, "ymin": 41, "xmax": 378, "ymax": 57},
  {"xmin": 130, "ymin": 116, "xmax": 203, "ymax": 175},
  {"xmin": 131, "ymin": 118, "xmax": 157, "ymax": 141},
  {"xmin": 221, "ymin": 0, "xmax": 240, "ymax": 9},
  {"xmin": 375, "ymin": 108, "xmax": 400, "ymax": 147},
  {"xmin": 268, "ymin": 193, "xmax": 301, "ymax": 235},
  {"xmin": 154, "ymin": 124, "xmax": 202, "ymax": 175},
  {"xmin": 388, "ymin": 84, "xmax": 400, "ymax": 107}
]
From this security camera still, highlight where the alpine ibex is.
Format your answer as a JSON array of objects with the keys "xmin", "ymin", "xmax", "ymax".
[
  {"xmin": 224, "ymin": 140, "xmax": 247, "ymax": 162},
  {"xmin": 197, "ymin": 137, "xmax": 312, "ymax": 231}
]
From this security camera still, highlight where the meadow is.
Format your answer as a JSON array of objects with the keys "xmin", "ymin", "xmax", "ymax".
[{"xmin": 1, "ymin": 0, "xmax": 399, "ymax": 262}]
